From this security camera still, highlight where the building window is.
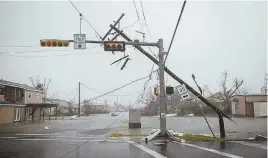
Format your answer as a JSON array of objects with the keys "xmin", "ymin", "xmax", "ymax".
[
  {"xmin": 21, "ymin": 90, "xmax": 25, "ymax": 98},
  {"xmin": 18, "ymin": 89, "xmax": 20, "ymax": 98},
  {"xmin": 28, "ymin": 91, "xmax": 31, "ymax": 99},
  {"xmin": 12, "ymin": 87, "xmax": 16, "ymax": 96},
  {"xmin": 37, "ymin": 93, "xmax": 39, "ymax": 99},
  {"xmin": 25, "ymin": 107, "xmax": 32, "ymax": 120},
  {"xmin": 0, "ymin": 86, "xmax": 4, "ymax": 95},
  {"xmin": 14, "ymin": 108, "xmax": 20, "ymax": 121}
]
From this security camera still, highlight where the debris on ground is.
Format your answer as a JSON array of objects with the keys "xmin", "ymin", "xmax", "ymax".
[
  {"xmin": 70, "ymin": 115, "xmax": 78, "ymax": 120},
  {"xmin": 153, "ymin": 140, "xmax": 167, "ymax": 146}
]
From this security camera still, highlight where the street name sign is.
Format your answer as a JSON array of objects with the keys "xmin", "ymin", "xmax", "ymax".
[{"xmin": 74, "ymin": 34, "xmax": 86, "ymax": 49}]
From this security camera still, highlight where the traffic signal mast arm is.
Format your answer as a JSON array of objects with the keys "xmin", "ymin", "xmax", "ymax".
[{"xmin": 67, "ymin": 39, "xmax": 159, "ymax": 47}]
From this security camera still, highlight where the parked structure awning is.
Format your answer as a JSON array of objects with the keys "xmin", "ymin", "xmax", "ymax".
[
  {"xmin": 26, "ymin": 103, "xmax": 58, "ymax": 108},
  {"xmin": 0, "ymin": 104, "xmax": 26, "ymax": 107}
]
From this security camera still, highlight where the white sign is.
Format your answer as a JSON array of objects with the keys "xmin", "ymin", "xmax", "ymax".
[
  {"xmin": 177, "ymin": 84, "xmax": 188, "ymax": 95},
  {"xmin": 74, "ymin": 34, "xmax": 86, "ymax": 49},
  {"xmin": 160, "ymin": 113, "xmax": 166, "ymax": 118},
  {"xmin": 177, "ymin": 84, "xmax": 190, "ymax": 101}
]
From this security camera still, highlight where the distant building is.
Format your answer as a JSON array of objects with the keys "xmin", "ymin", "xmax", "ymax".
[
  {"xmin": 231, "ymin": 94, "xmax": 267, "ymax": 117},
  {"xmin": 44, "ymin": 98, "xmax": 78, "ymax": 115},
  {"xmin": 0, "ymin": 79, "xmax": 56, "ymax": 125}
]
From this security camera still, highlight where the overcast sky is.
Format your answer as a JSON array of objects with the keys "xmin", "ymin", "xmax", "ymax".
[{"xmin": 0, "ymin": 1, "xmax": 267, "ymax": 106}]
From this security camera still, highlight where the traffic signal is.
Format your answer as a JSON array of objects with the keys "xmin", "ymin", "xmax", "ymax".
[
  {"xmin": 166, "ymin": 86, "xmax": 174, "ymax": 95},
  {"xmin": 104, "ymin": 41, "xmax": 125, "ymax": 52},
  {"xmin": 40, "ymin": 40, "xmax": 69, "ymax": 47},
  {"xmin": 154, "ymin": 87, "xmax": 159, "ymax": 96}
]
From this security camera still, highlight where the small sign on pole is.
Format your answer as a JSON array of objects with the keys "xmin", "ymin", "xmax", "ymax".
[
  {"xmin": 74, "ymin": 34, "xmax": 86, "ymax": 49},
  {"xmin": 161, "ymin": 113, "xmax": 166, "ymax": 118},
  {"xmin": 177, "ymin": 84, "xmax": 188, "ymax": 95},
  {"xmin": 177, "ymin": 84, "xmax": 190, "ymax": 101}
]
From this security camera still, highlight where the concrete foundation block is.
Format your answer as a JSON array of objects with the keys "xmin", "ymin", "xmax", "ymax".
[{"xmin": 129, "ymin": 123, "xmax": 141, "ymax": 129}]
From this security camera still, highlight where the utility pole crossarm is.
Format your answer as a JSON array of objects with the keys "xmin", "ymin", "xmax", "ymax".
[{"xmin": 102, "ymin": 13, "xmax": 125, "ymax": 41}]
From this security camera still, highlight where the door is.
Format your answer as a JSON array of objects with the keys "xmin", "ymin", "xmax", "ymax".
[
  {"xmin": 246, "ymin": 102, "xmax": 254, "ymax": 117},
  {"xmin": 14, "ymin": 108, "xmax": 21, "ymax": 121},
  {"xmin": 231, "ymin": 102, "xmax": 236, "ymax": 115}
]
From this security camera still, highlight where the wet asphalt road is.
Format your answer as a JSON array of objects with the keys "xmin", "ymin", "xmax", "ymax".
[{"xmin": 0, "ymin": 114, "xmax": 267, "ymax": 158}]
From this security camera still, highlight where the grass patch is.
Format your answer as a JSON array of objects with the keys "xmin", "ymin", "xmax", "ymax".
[
  {"xmin": 176, "ymin": 134, "xmax": 224, "ymax": 141},
  {"xmin": 121, "ymin": 120, "xmax": 129, "ymax": 124},
  {"xmin": 109, "ymin": 133, "xmax": 148, "ymax": 137}
]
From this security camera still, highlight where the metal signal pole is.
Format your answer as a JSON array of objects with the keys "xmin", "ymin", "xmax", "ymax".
[
  {"xmin": 78, "ymin": 82, "xmax": 81, "ymax": 117},
  {"xmin": 158, "ymin": 39, "xmax": 167, "ymax": 136}
]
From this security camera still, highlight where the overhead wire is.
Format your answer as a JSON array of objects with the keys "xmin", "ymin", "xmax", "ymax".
[
  {"xmin": 139, "ymin": 0, "xmax": 152, "ymax": 38},
  {"xmin": 81, "ymin": 82, "xmax": 141, "ymax": 97},
  {"xmin": 64, "ymin": 87, "xmax": 78, "ymax": 101},
  {"xmin": 121, "ymin": 19, "xmax": 140, "ymax": 30},
  {"xmin": 69, "ymin": 0, "xmax": 102, "ymax": 39},
  {"xmin": 0, "ymin": 45, "xmax": 40, "ymax": 48},
  {"xmin": 0, "ymin": 46, "xmax": 102, "ymax": 57},
  {"xmin": 164, "ymin": 0, "xmax": 187, "ymax": 64},
  {"xmin": 130, "ymin": 0, "xmax": 157, "ymax": 59},
  {"xmin": 164, "ymin": 0, "xmax": 187, "ymax": 85},
  {"xmin": 60, "ymin": 70, "xmax": 158, "ymax": 158},
  {"xmin": 86, "ymin": 70, "xmax": 158, "ymax": 102},
  {"xmin": 132, "ymin": 0, "xmax": 145, "ymax": 37},
  {"xmin": 130, "ymin": 0, "xmax": 158, "ymax": 102}
]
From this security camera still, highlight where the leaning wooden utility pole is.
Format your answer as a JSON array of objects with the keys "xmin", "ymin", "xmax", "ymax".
[{"xmin": 109, "ymin": 24, "xmax": 236, "ymax": 140}]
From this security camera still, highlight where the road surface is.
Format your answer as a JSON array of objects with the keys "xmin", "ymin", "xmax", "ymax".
[{"xmin": 0, "ymin": 114, "xmax": 266, "ymax": 158}]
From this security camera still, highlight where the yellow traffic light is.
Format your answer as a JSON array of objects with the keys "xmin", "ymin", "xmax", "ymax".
[
  {"xmin": 104, "ymin": 41, "xmax": 125, "ymax": 52},
  {"xmin": 40, "ymin": 40, "xmax": 69, "ymax": 47},
  {"xmin": 154, "ymin": 87, "xmax": 159, "ymax": 96}
]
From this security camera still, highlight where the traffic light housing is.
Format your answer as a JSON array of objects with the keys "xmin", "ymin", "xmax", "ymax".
[
  {"xmin": 154, "ymin": 87, "xmax": 159, "ymax": 96},
  {"xmin": 104, "ymin": 41, "xmax": 125, "ymax": 52},
  {"xmin": 40, "ymin": 40, "xmax": 69, "ymax": 47},
  {"xmin": 166, "ymin": 86, "xmax": 174, "ymax": 95}
]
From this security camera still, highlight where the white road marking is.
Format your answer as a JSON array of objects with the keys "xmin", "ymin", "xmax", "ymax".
[
  {"xmin": 173, "ymin": 141, "xmax": 243, "ymax": 158},
  {"xmin": 11, "ymin": 138, "xmax": 125, "ymax": 143},
  {"xmin": 13, "ymin": 135, "xmax": 94, "ymax": 139},
  {"xmin": 13, "ymin": 139, "xmax": 90, "ymax": 141},
  {"xmin": 127, "ymin": 140, "xmax": 167, "ymax": 158},
  {"xmin": 15, "ymin": 134, "xmax": 59, "ymax": 136},
  {"xmin": 231, "ymin": 141, "xmax": 267, "ymax": 150},
  {"xmin": 0, "ymin": 137, "xmax": 20, "ymax": 139}
]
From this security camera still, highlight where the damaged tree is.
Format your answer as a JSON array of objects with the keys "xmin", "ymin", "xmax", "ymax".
[
  {"xmin": 81, "ymin": 99, "xmax": 95, "ymax": 116},
  {"xmin": 29, "ymin": 75, "xmax": 51, "ymax": 100},
  {"xmin": 204, "ymin": 71, "xmax": 246, "ymax": 113}
]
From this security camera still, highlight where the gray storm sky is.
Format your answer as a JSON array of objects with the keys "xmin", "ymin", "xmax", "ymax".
[{"xmin": 0, "ymin": 1, "xmax": 267, "ymax": 106}]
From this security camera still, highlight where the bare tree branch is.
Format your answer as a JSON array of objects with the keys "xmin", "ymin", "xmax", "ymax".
[
  {"xmin": 29, "ymin": 75, "xmax": 51, "ymax": 100},
  {"xmin": 229, "ymin": 79, "xmax": 243, "ymax": 97}
]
